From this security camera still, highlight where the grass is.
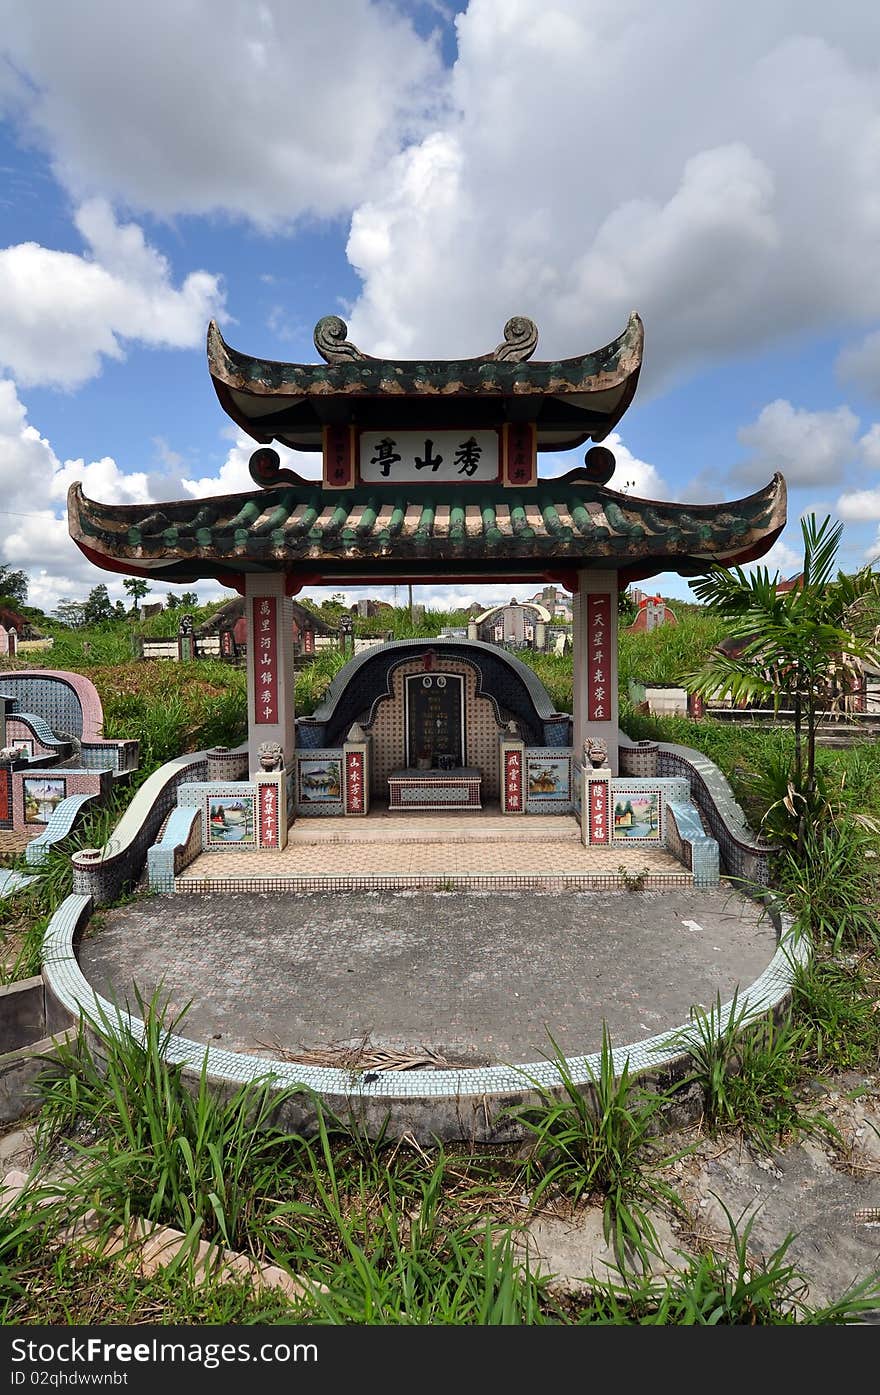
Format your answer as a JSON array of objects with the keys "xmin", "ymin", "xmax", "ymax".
[
  {"xmin": 662, "ymin": 989, "xmax": 837, "ymax": 1151},
  {"xmin": 514, "ymin": 1029, "xmax": 686, "ymax": 1266},
  {"xmin": 1, "ymin": 997, "xmax": 877, "ymax": 1325},
  {"xmin": 35, "ymin": 990, "xmax": 310, "ymax": 1259},
  {"xmin": 789, "ymin": 951, "xmax": 880, "ymax": 1075},
  {"xmin": 780, "ymin": 823, "xmax": 880, "ymax": 951},
  {"xmin": 574, "ymin": 1208, "xmax": 880, "ymax": 1325}
]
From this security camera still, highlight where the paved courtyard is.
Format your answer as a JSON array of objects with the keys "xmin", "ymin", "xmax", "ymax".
[
  {"xmin": 78, "ymin": 886, "xmax": 778, "ymax": 1066},
  {"xmin": 177, "ymin": 812, "xmax": 692, "ymax": 889}
]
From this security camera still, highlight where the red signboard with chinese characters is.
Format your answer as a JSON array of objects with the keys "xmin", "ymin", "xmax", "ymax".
[
  {"xmin": 502, "ymin": 422, "xmax": 537, "ymax": 487},
  {"xmin": 0, "ymin": 770, "xmax": 10, "ymax": 824},
  {"xmin": 253, "ymin": 597, "xmax": 278, "ymax": 725},
  {"xmin": 323, "ymin": 424, "xmax": 355, "ymax": 489},
  {"xmin": 504, "ymin": 748, "xmax": 523, "ymax": 812},
  {"xmin": 588, "ymin": 778, "xmax": 610, "ymax": 845},
  {"xmin": 345, "ymin": 749, "xmax": 365, "ymax": 815},
  {"xmin": 587, "ymin": 594, "xmax": 611, "ymax": 722},
  {"xmin": 259, "ymin": 781, "xmax": 280, "ymax": 848}
]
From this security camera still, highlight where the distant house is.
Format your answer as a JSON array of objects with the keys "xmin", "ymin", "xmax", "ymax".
[
  {"xmin": 526, "ymin": 584, "xmax": 572, "ymax": 620},
  {"xmin": 0, "ymin": 604, "xmax": 34, "ymax": 637}
]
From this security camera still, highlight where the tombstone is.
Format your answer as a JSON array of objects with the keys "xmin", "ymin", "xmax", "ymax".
[
  {"xmin": 7, "ymin": 628, "xmax": 16, "ymax": 656},
  {"xmin": 178, "ymin": 613, "xmax": 195, "ymax": 661},
  {"xmin": 219, "ymin": 626, "xmax": 235, "ymax": 660},
  {"xmin": 0, "ymin": 627, "xmax": 8, "ymax": 657}
]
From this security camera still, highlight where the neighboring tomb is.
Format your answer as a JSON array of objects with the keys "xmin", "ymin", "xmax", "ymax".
[
  {"xmin": 0, "ymin": 670, "xmax": 138, "ymax": 851},
  {"xmin": 628, "ymin": 594, "xmax": 678, "ymax": 632}
]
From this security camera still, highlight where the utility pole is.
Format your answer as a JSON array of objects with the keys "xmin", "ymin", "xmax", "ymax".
[{"xmin": 408, "ymin": 584, "xmax": 413, "ymax": 625}]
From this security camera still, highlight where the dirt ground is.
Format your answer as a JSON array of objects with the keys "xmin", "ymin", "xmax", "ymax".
[{"xmin": 520, "ymin": 1070, "xmax": 880, "ymax": 1308}]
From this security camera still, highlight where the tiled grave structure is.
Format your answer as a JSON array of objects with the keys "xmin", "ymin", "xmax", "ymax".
[
  {"xmin": 0, "ymin": 670, "xmax": 138, "ymax": 853},
  {"xmin": 67, "ymin": 308, "xmax": 786, "ymax": 891}
]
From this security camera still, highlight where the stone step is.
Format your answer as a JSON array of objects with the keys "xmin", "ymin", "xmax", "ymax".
[{"xmin": 286, "ymin": 818, "xmax": 582, "ymax": 846}]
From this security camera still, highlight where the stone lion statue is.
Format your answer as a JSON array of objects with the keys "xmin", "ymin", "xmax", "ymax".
[{"xmin": 258, "ymin": 740, "xmax": 284, "ymax": 771}]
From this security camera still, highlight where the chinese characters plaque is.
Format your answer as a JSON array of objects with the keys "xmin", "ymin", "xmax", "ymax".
[
  {"xmin": 322, "ymin": 425, "xmax": 355, "ymax": 489},
  {"xmin": 405, "ymin": 674, "xmax": 463, "ymax": 766},
  {"xmin": 502, "ymin": 422, "xmax": 537, "ymax": 487},
  {"xmin": 253, "ymin": 597, "xmax": 278, "ymax": 725},
  {"xmin": 259, "ymin": 781, "xmax": 280, "ymax": 848},
  {"xmin": 504, "ymin": 748, "xmax": 523, "ymax": 812},
  {"xmin": 345, "ymin": 749, "xmax": 365, "ymax": 815},
  {"xmin": 588, "ymin": 778, "xmax": 610, "ymax": 845},
  {"xmin": 359, "ymin": 430, "xmax": 499, "ymax": 484},
  {"xmin": 587, "ymin": 594, "xmax": 611, "ymax": 722}
]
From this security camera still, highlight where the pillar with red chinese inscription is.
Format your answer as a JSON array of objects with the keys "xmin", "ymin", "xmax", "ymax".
[
  {"xmin": 572, "ymin": 569, "xmax": 619, "ymax": 776},
  {"xmin": 581, "ymin": 768, "xmax": 612, "ymax": 849},
  {"xmin": 256, "ymin": 772, "xmax": 287, "ymax": 849},
  {"xmin": 343, "ymin": 723, "xmax": 371, "ymax": 816},
  {"xmin": 245, "ymin": 573, "xmax": 296, "ymax": 785},
  {"xmin": 499, "ymin": 729, "xmax": 525, "ymax": 814}
]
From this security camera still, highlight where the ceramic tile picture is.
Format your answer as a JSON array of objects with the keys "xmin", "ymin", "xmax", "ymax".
[
  {"xmin": 299, "ymin": 758, "xmax": 342, "ymax": 803},
  {"xmin": 613, "ymin": 789, "xmax": 661, "ymax": 840},
  {"xmin": 207, "ymin": 794, "xmax": 256, "ymax": 845}
]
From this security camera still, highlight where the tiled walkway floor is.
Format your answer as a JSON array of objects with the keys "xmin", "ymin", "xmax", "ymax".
[
  {"xmin": 0, "ymin": 829, "xmax": 35, "ymax": 860},
  {"xmin": 178, "ymin": 812, "xmax": 691, "ymax": 889}
]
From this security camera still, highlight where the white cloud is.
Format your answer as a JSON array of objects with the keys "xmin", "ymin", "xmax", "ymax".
[
  {"xmin": 0, "ymin": 198, "xmax": 224, "ymax": 388},
  {"xmin": 837, "ymin": 488, "xmax": 880, "ymax": 521},
  {"xmin": 0, "ymin": 380, "xmax": 150, "ymax": 609},
  {"xmin": 0, "ymin": 380, "xmax": 269, "ymax": 611},
  {"xmin": 0, "ymin": 2, "xmax": 443, "ymax": 227},
  {"xmin": 734, "ymin": 399, "xmax": 860, "ymax": 486},
  {"xmin": 860, "ymin": 423, "xmax": 880, "ymax": 470},
  {"xmin": 836, "ymin": 329, "xmax": 880, "ymax": 399},
  {"xmin": 344, "ymin": 2, "xmax": 880, "ymax": 384},
  {"xmin": 541, "ymin": 432, "xmax": 670, "ymax": 500},
  {"xmin": 181, "ymin": 433, "xmax": 320, "ymax": 499},
  {"xmin": 746, "ymin": 537, "xmax": 802, "ymax": 579}
]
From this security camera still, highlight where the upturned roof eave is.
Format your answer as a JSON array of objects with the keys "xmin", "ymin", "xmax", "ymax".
[
  {"xmin": 67, "ymin": 472, "xmax": 787, "ymax": 588},
  {"xmin": 206, "ymin": 313, "xmax": 644, "ymax": 401}
]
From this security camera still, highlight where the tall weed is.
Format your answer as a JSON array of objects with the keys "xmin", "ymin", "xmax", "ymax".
[{"xmin": 514, "ymin": 1029, "xmax": 685, "ymax": 1265}]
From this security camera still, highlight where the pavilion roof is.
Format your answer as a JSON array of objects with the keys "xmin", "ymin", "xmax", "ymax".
[
  {"xmin": 68, "ymin": 471, "xmax": 787, "ymax": 591},
  {"xmin": 207, "ymin": 313, "xmax": 644, "ymax": 453}
]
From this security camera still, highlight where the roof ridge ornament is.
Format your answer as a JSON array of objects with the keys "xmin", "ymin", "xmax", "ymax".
[
  {"xmin": 493, "ymin": 316, "xmax": 538, "ymax": 362},
  {"xmin": 314, "ymin": 315, "xmax": 364, "ymax": 363}
]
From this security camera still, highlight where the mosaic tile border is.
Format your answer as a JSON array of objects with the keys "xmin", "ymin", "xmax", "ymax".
[
  {"xmin": 170, "ymin": 871, "xmax": 695, "ymax": 893},
  {"xmin": 43, "ymin": 893, "xmax": 805, "ymax": 1111}
]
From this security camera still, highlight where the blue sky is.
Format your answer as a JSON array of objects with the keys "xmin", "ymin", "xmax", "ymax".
[{"xmin": 1, "ymin": 0, "xmax": 879, "ymax": 616}]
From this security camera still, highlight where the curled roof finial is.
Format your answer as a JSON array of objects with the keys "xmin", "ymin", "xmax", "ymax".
[
  {"xmin": 314, "ymin": 315, "xmax": 364, "ymax": 363},
  {"xmin": 493, "ymin": 316, "xmax": 538, "ymax": 362}
]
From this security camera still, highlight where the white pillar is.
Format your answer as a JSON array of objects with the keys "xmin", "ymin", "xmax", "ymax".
[
  {"xmin": 245, "ymin": 574, "xmax": 296, "ymax": 780},
  {"xmin": 572, "ymin": 569, "xmax": 619, "ymax": 776}
]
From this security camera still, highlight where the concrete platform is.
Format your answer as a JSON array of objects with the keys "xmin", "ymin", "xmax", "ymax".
[{"xmin": 78, "ymin": 885, "xmax": 777, "ymax": 1067}]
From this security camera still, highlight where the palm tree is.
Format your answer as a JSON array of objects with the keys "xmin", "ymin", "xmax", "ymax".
[{"xmin": 684, "ymin": 514, "xmax": 880, "ymax": 837}]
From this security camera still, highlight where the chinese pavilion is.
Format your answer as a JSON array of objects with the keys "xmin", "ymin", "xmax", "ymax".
[{"xmin": 68, "ymin": 311, "xmax": 786, "ymax": 814}]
